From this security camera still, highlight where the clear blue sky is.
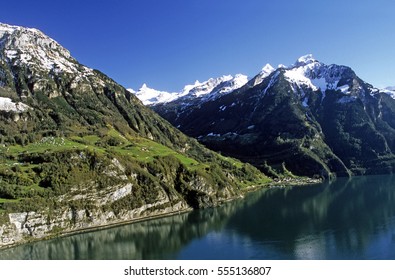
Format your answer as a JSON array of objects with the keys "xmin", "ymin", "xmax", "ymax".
[{"xmin": 1, "ymin": 0, "xmax": 394, "ymax": 91}]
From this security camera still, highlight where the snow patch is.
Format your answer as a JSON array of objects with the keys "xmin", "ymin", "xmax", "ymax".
[
  {"xmin": 207, "ymin": 132, "xmax": 221, "ymax": 137},
  {"xmin": 5, "ymin": 49, "xmax": 18, "ymax": 60},
  {"xmin": 0, "ymin": 97, "xmax": 29, "ymax": 112},
  {"xmin": 284, "ymin": 66, "xmax": 319, "ymax": 91},
  {"xmin": 283, "ymin": 55, "xmax": 352, "ymax": 96},
  {"xmin": 263, "ymin": 71, "xmax": 280, "ymax": 94},
  {"xmin": 338, "ymin": 85, "xmax": 350, "ymax": 94},
  {"xmin": 337, "ymin": 96, "xmax": 357, "ymax": 104}
]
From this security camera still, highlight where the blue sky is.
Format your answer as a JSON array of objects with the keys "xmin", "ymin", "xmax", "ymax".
[{"xmin": 1, "ymin": 0, "xmax": 394, "ymax": 91}]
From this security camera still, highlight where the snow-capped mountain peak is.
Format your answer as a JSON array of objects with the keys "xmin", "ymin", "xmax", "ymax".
[
  {"xmin": 281, "ymin": 55, "xmax": 353, "ymax": 96},
  {"xmin": 132, "ymin": 54, "xmax": 383, "ymax": 107},
  {"xmin": 127, "ymin": 84, "xmax": 178, "ymax": 105},
  {"xmin": 261, "ymin": 63, "xmax": 275, "ymax": 75},
  {"xmin": 283, "ymin": 56, "xmax": 323, "ymax": 91},
  {"xmin": 180, "ymin": 75, "xmax": 245, "ymax": 98},
  {"xmin": 0, "ymin": 22, "xmax": 88, "ymax": 75},
  {"xmin": 132, "ymin": 74, "xmax": 248, "ymax": 105},
  {"xmin": 251, "ymin": 63, "xmax": 276, "ymax": 86},
  {"xmin": 293, "ymin": 54, "xmax": 318, "ymax": 67}
]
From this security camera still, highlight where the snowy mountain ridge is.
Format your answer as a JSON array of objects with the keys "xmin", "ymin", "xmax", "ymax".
[
  {"xmin": 257, "ymin": 54, "xmax": 395, "ymax": 106},
  {"xmin": 133, "ymin": 54, "xmax": 395, "ymax": 107},
  {"xmin": 129, "ymin": 74, "xmax": 248, "ymax": 105},
  {"xmin": 128, "ymin": 84, "xmax": 179, "ymax": 105},
  {"xmin": 149, "ymin": 54, "xmax": 395, "ymax": 179}
]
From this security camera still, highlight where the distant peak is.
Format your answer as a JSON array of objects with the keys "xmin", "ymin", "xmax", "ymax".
[
  {"xmin": 249, "ymin": 64, "xmax": 276, "ymax": 87},
  {"xmin": 261, "ymin": 63, "xmax": 275, "ymax": 74},
  {"xmin": 294, "ymin": 54, "xmax": 319, "ymax": 67}
]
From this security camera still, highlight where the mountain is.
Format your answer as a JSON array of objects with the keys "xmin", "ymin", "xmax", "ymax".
[
  {"xmin": 246, "ymin": 63, "xmax": 275, "ymax": 87},
  {"xmin": 146, "ymin": 54, "xmax": 395, "ymax": 178},
  {"xmin": 129, "ymin": 74, "xmax": 248, "ymax": 106},
  {"xmin": 128, "ymin": 83, "xmax": 179, "ymax": 105},
  {"xmin": 0, "ymin": 23, "xmax": 270, "ymax": 247}
]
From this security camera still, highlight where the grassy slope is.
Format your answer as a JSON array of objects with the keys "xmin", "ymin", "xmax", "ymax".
[{"xmin": 0, "ymin": 127, "xmax": 271, "ymax": 211}]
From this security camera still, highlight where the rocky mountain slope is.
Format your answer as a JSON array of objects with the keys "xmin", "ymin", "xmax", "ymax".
[
  {"xmin": 0, "ymin": 23, "xmax": 270, "ymax": 248},
  {"xmin": 147, "ymin": 55, "xmax": 395, "ymax": 178}
]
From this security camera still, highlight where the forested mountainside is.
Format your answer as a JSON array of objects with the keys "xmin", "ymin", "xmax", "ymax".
[{"xmin": 0, "ymin": 23, "xmax": 269, "ymax": 247}]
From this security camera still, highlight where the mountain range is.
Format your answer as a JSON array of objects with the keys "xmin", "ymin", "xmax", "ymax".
[
  {"xmin": 139, "ymin": 54, "xmax": 395, "ymax": 178},
  {"xmin": 0, "ymin": 23, "xmax": 270, "ymax": 247},
  {"xmin": 128, "ymin": 74, "xmax": 249, "ymax": 106}
]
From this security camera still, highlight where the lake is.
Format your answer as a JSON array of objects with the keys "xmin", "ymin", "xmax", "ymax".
[{"xmin": 1, "ymin": 174, "xmax": 395, "ymax": 259}]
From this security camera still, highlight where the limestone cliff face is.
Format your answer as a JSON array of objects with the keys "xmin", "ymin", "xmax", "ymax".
[{"xmin": 0, "ymin": 194, "xmax": 189, "ymax": 248}]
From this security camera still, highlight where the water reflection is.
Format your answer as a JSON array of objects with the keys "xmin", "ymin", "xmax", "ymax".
[
  {"xmin": 0, "ymin": 195, "xmax": 247, "ymax": 260},
  {"xmin": 1, "ymin": 175, "xmax": 395, "ymax": 259},
  {"xmin": 214, "ymin": 175, "xmax": 395, "ymax": 259}
]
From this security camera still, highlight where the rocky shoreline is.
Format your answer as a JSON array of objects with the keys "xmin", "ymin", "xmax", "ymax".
[
  {"xmin": 0, "ymin": 177, "xmax": 320, "ymax": 251},
  {"xmin": 0, "ymin": 199, "xmax": 191, "ymax": 250}
]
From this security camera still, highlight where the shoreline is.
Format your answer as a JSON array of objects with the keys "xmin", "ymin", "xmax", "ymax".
[
  {"xmin": 0, "ymin": 206, "xmax": 193, "ymax": 251},
  {"xmin": 0, "ymin": 177, "xmax": 320, "ymax": 252}
]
